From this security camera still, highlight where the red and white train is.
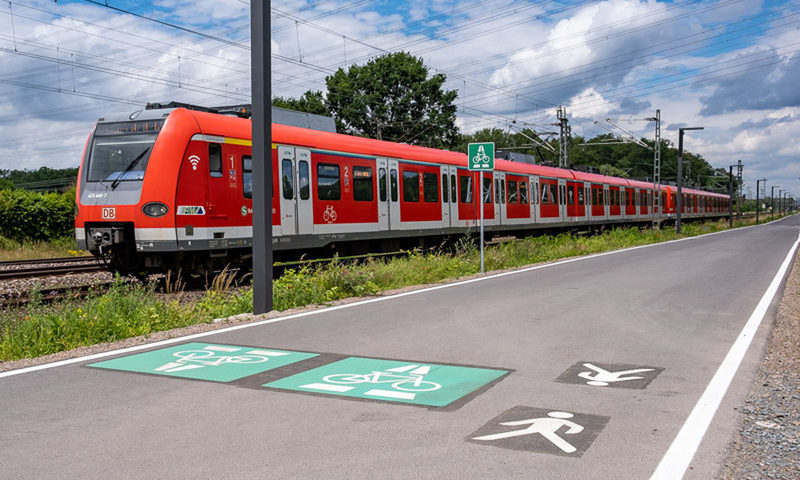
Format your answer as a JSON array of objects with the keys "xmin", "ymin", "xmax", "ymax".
[{"xmin": 74, "ymin": 104, "xmax": 730, "ymax": 276}]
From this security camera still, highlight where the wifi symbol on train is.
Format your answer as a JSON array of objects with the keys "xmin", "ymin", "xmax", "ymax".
[{"xmin": 189, "ymin": 155, "xmax": 200, "ymax": 171}]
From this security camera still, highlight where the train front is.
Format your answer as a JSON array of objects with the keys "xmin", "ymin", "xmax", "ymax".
[{"xmin": 75, "ymin": 108, "xmax": 191, "ymax": 276}]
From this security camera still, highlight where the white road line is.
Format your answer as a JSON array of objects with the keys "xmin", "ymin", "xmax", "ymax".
[
  {"xmin": 650, "ymin": 230, "xmax": 800, "ymax": 480},
  {"xmin": 244, "ymin": 350, "xmax": 289, "ymax": 356},
  {"xmin": 0, "ymin": 221, "xmax": 786, "ymax": 379},
  {"xmin": 364, "ymin": 389, "xmax": 416, "ymax": 400},
  {"xmin": 299, "ymin": 383, "xmax": 353, "ymax": 393},
  {"xmin": 202, "ymin": 345, "xmax": 240, "ymax": 352}
]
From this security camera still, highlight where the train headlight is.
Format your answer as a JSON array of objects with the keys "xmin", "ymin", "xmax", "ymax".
[{"xmin": 142, "ymin": 202, "xmax": 169, "ymax": 217}]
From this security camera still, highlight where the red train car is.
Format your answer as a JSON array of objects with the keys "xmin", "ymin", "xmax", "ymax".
[{"xmin": 75, "ymin": 104, "xmax": 730, "ymax": 276}]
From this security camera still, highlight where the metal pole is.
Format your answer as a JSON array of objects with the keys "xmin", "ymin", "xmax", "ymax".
[
  {"xmin": 480, "ymin": 172, "xmax": 485, "ymax": 273},
  {"xmin": 729, "ymin": 165, "xmax": 734, "ymax": 228},
  {"xmin": 756, "ymin": 179, "xmax": 760, "ymax": 224},
  {"xmin": 251, "ymin": 0, "xmax": 273, "ymax": 314},
  {"xmin": 771, "ymin": 185, "xmax": 778, "ymax": 221},
  {"xmin": 676, "ymin": 130, "xmax": 684, "ymax": 233}
]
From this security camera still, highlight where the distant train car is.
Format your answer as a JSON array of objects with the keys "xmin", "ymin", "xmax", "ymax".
[{"xmin": 74, "ymin": 104, "xmax": 730, "ymax": 277}]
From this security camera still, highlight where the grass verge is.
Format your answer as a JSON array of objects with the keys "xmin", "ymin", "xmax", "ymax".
[
  {"xmin": 0, "ymin": 235, "xmax": 84, "ymax": 261},
  {"xmin": 0, "ymin": 217, "xmax": 782, "ymax": 361}
]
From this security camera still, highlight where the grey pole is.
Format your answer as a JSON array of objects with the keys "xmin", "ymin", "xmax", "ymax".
[
  {"xmin": 729, "ymin": 165, "xmax": 734, "ymax": 228},
  {"xmin": 771, "ymin": 185, "xmax": 779, "ymax": 221},
  {"xmin": 251, "ymin": 0, "xmax": 273, "ymax": 314},
  {"xmin": 756, "ymin": 178, "xmax": 766, "ymax": 224},
  {"xmin": 675, "ymin": 127, "xmax": 703, "ymax": 234}
]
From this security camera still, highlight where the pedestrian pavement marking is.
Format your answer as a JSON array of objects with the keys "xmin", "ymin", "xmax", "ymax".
[
  {"xmin": 265, "ymin": 356, "xmax": 508, "ymax": 407},
  {"xmin": 556, "ymin": 361, "xmax": 664, "ymax": 389},
  {"xmin": 468, "ymin": 406, "xmax": 609, "ymax": 457},
  {"xmin": 88, "ymin": 343, "xmax": 318, "ymax": 382}
]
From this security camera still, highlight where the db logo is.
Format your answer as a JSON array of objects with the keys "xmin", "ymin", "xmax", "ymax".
[{"xmin": 102, "ymin": 207, "xmax": 116, "ymax": 220}]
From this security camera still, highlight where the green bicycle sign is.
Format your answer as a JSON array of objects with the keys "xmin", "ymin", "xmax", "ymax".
[{"xmin": 468, "ymin": 142, "xmax": 494, "ymax": 171}]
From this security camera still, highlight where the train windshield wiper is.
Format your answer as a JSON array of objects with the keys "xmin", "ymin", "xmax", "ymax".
[{"xmin": 110, "ymin": 146, "xmax": 151, "ymax": 190}]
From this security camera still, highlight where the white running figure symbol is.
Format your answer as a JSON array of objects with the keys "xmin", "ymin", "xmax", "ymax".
[
  {"xmin": 472, "ymin": 411, "xmax": 584, "ymax": 453},
  {"xmin": 578, "ymin": 363, "xmax": 655, "ymax": 386}
]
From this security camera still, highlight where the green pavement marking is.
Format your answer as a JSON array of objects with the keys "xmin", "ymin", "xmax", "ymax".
[
  {"xmin": 265, "ymin": 357, "xmax": 508, "ymax": 407},
  {"xmin": 88, "ymin": 343, "xmax": 318, "ymax": 383}
]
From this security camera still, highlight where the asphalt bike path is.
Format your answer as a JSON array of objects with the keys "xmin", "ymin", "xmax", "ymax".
[{"xmin": 2, "ymin": 216, "xmax": 798, "ymax": 479}]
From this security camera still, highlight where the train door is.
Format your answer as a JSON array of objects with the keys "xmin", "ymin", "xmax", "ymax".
[
  {"xmin": 277, "ymin": 147, "xmax": 313, "ymax": 236},
  {"xmin": 447, "ymin": 166, "xmax": 458, "ymax": 226},
  {"xmin": 278, "ymin": 147, "xmax": 297, "ymax": 236},
  {"xmin": 295, "ymin": 149, "xmax": 313, "ymax": 234},
  {"xmin": 532, "ymin": 177, "xmax": 540, "ymax": 222},
  {"xmin": 528, "ymin": 176, "xmax": 537, "ymax": 222},
  {"xmin": 377, "ymin": 158, "xmax": 390, "ymax": 231},
  {"xmin": 441, "ymin": 166, "xmax": 451, "ymax": 227},
  {"xmin": 494, "ymin": 171, "xmax": 506, "ymax": 225},
  {"xmin": 388, "ymin": 159, "xmax": 401, "ymax": 229},
  {"xmin": 558, "ymin": 179, "xmax": 567, "ymax": 221}
]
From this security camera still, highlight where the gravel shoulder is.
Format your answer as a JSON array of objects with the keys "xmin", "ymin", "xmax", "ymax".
[{"xmin": 717, "ymin": 252, "xmax": 800, "ymax": 479}]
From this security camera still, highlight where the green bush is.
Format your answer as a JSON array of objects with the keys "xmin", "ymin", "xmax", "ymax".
[{"xmin": 0, "ymin": 187, "xmax": 74, "ymax": 242}]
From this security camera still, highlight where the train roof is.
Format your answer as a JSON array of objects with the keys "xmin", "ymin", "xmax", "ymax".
[{"xmin": 169, "ymin": 108, "xmax": 726, "ymax": 198}]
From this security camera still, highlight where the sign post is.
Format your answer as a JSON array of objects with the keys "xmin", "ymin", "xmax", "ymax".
[{"xmin": 468, "ymin": 142, "xmax": 494, "ymax": 273}]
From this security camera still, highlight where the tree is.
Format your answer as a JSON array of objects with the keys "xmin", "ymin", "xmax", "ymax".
[
  {"xmin": 272, "ymin": 91, "xmax": 329, "ymax": 117},
  {"xmin": 324, "ymin": 52, "xmax": 459, "ymax": 149}
]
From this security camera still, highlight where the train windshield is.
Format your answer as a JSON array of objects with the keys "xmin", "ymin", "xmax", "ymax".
[{"xmin": 85, "ymin": 120, "xmax": 164, "ymax": 183}]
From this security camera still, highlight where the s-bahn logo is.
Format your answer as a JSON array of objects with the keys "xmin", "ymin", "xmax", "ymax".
[
  {"xmin": 102, "ymin": 207, "xmax": 116, "ymax": 220},
  {"xmin": 177, "ymin": 205, "xmax": 206, "ymax": 216}
]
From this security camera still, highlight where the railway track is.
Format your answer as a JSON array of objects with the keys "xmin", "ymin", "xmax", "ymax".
[
  {"xmin": 0, "ymin": 281, "xmax": 117, "ymax": 309},
  {"xmin": 0, "ymin": 256, "xmax": 105, "ymax": 281}
]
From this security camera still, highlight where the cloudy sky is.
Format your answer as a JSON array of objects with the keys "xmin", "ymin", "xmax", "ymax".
[{"xmin": 1, "ymin": 0, "xmax": 799, "ymax": 199}]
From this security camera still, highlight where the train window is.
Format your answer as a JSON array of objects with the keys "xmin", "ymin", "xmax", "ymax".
[
  {"xmin": 209, "ymin": 143, "xmax": 223, "ymax": 178},
  {"xmin": 403, "ymin": 170, "xmax": 420, "ymax": 202},
  {"xmin": 483, "ymin": 177, "xmax": 492, "ymax": 204},
  {"xmin": 520, "ymin": 181, "xmax": 528, "ymax": 204},
  {"xmin": 317, "ymin": 163, "xmax": 340, "ymax": 200},
  {"xmin": 567, "ymin": 186, "xmax": 574, "ymax": 205},
  {"xmin": 379, "ymin": 168, "xmax": 387, "ymax": 202},
  {"xmin": 508, "ymin": 180, "xmax": 518, "ymax": 204},
  {"xmin": 541, "ymin": 184, "xmax": 549, "ymax": 204},
  {"xmin": 551, "ymin": 184, "xmax": 559, "ymax": 205},
  {"xmin": 242, "ymin": 155, "xmax": 252, "ymax": 199},
  {"xmin": 441, "ymin": 174, "xmax": 448, "ymax": 203},
  {"xmin": 450, "ymin": 174, "xmax": 456, "ymax": 203},
  {"xmin": 501, "ymin": 179, "xmax": 506, "ymax": 204},
  {"xmin": 353, "ymin": 166, "xmax": 373, "ymax": 201},
  {"xmin": 423, "ymin": 172, "xmax": 438, "ymax": 203},
  {"xmin": 494, "ymin": 179, "xmax": 500, "ymax": 204},
  {"xmin": 578, "ymin": 186, "xmax": 584, "ymax": 206},
  {"xmin": 282, "ymin": 159, "xmax": 294, "ymax": 200},
  {"xmin": 390, "ymin": 169, "xmax": 398, "ymax": 202},
  {"xmin": 460, "ymin": 175, "xmax": 473, "ymax": 203},
  {"xmin": 299, "ymin": 161, "xmax": 310, "ymax": 200}
]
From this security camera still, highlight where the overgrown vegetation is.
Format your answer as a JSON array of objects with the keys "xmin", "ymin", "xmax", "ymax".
[
  {"xmin": 0, "ymin": 219, "xmax": 760, "ymax": 362},
  {"xmin": 0, "ymin": 187, "xmax": 76, "ymax": 243}
]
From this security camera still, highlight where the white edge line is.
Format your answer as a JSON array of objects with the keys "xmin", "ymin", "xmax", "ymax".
[
  {"xmin": 650, "ymin": 230, "xmax": 800, "ymax": 480},
  {"xmin": 0, "ymin": 220, "xmax": 785, "ymax": 379}
]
